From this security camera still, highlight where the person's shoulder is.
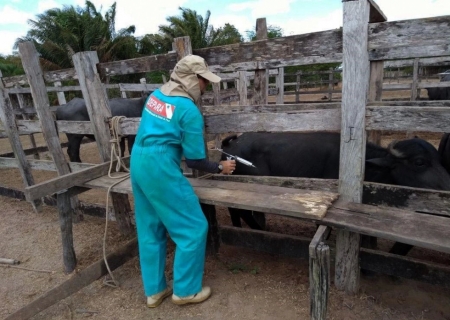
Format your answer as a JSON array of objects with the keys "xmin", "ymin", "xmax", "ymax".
[{"xmin": 154, "ymin": 90, "xmax": 195, "ymax": 107}]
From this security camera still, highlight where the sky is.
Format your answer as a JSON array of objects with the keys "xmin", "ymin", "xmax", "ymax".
[{"xmin": 0, "ymin": 0, "xmax": 449, "ymax": 56}]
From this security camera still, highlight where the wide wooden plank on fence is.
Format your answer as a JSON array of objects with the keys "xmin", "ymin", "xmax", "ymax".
[
  {"xmin": 210, "ymin": 175, "xmax": 450, "ymax": 218},
  {"xmin": 324, "ymin": 201, "xmax": 450, "ymax": 254},
  {"xmin": 366, "ymin": 106, "xmax": 450, "ymax": 132},
  {"xmin": 369, "ymin": 16, "xmax": 450, "ymax": 60},
  {"xmin": 82, "ymin": 175, "xmax": 339, "ymax": 220},
  {"xmin": 0, "ymin": 157, "xmax": 94, "ymax": 171},
  {"xmin": 204, "ymin": 109, "xmax": 341, "ymax": 133}
]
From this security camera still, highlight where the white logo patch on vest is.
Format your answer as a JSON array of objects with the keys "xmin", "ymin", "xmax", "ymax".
[{"xmin": 146, "ymin": 95, "xmax": 176, "ymax": 121}]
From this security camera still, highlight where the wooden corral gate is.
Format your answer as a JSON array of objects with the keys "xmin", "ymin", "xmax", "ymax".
[{"xmin": 1, "ymin": 1, "xmax": 450, "ymax": 319}]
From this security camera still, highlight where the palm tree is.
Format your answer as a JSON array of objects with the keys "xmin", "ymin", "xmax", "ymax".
[
  {"xmin": 157, "ymin": 7, "xmax": 243, "ymax": 51},
  {"xmin": 14, "ymin": 1, "xmax": 138, "ymax": 70}
]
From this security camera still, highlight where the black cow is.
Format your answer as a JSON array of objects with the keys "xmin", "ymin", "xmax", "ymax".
[
  {"xmin": 221, "ymin": 132, "xmax": 450, "ymax": 230},
  {"xmin": 56, "ymin": 95, "xmax": 149, "ymax": 162},
  {"xmin": 426, "ymin": 73, "xmax": 450, "ymax": 100}
]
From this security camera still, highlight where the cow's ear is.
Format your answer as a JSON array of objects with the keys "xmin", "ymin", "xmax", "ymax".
[
  {"xmin": 366, "ymin": 157, "xmax": 392, "ymax": 167},
  {"xmin": 438, "ymin": 133, "xmax": 450, "ymax": 174}
]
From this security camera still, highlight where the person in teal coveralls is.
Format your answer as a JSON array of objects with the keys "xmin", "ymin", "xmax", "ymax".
[{"xmin": 130, "ymin": 55, "xmax": 236, "ymax": 307}]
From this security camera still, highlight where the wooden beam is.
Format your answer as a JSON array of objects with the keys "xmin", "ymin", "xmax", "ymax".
[
  {"xmin": 4, "ymin": 238, "xmax": 138, "ymax": 320},
  {"xmin": 369, "ymin": 16, "xmax": 450, "ymax": 60},
  {"xmin": 324, "ymin": 201, "xmax": 450, "ymax": 254},
  {"xmin": 0, "ymin": 157, "xmax": 94, "ymax": 171},
  {"xmin": 366, "ymin": 106, "xmax": 450, "ymax": 132},
  {"xmin": 23, "ymin": 157, "xmax": 129, "ymax": 201},
  {"xmin": 237, "ymin": 71, "xmax": 248, "ymax": 105}
]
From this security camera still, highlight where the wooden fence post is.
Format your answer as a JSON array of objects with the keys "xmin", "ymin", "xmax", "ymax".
[
  {"xmin": 0, "ymin": 87, "xmax": 42, "ymax": 212},
  {"xmin": 19, "ymin": 41, "xmax": 78, "ymax": 272},
  {"xmin": 309, "ymin": 225, "xmax": 331, "ymax": 320},
  {"xmin": 72, "ymin": 51, "xmax": 134, "ymax": 236},
  {"xmin": 237, "ymin": 71, "xmax": 248, "ymax": 105},
  {"xmin": 54, "ymin": 81, "xmax": 67, "ymax": 105},
  {"xmin": 328, "ymin": 68, "xmax": 334, "ymax": 101},
  {"xmin": 253, "ymin": 18, "xmax": 268, "ymax": 105},
  {"xmin": 276, "ymin": 67, "xmax": 285, "ymax": 104},
  {"xmin": 411, "ymin": 58, "xmax": 420, "ymax": 101},
  {"xmin": 296, "ymin": 72, "xmax": 302, "ymax": 103},
  {"xmin": 336, "ymin": 0, "xmax": 371, "ymax": 294}
]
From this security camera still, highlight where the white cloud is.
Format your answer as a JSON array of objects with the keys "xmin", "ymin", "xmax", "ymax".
[
  {"xmin": 374, "ymin": 0, "xmax": 450, "ymax": 21},
  {"xmin": 278, "ymin": 9, "xmax": 342, "ymax": 36},
  {"xmin": 0, "ymin": 30, "xmax": 23, "ymax": 55},
  {"xmin": 37, "ymin": 0, "xmax": 61, "ymax": 13},
  {"xmin": 0, "ymin": 5, "xmax": 33, "ymax": 25},
  {"xmin": 70, "ymin": 0, "xmax": 189, "ymax": 36},
  {"xmin": 210, "ymin": 14, "xmax": 255, "ymax": 36},
  {"xmin": 228, "ymin": 0, "xmax": 295, "ymax": 19}
]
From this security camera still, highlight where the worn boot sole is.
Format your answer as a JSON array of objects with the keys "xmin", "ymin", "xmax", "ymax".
[
  {"xmin": 147, "ymin": 289, "xmax": 173, "ymax": 308},
  {"xmin": 171, "ymin": 292, "xmax": 211, "ymax": 305}
]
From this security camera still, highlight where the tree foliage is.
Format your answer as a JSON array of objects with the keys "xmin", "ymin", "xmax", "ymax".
[
  {"xmin": 155, "ymin": 7, "xmax": 244, "ymax": 51},
  {"xmin": 246, "ymin": 25, "xmax": 284, "ymax": 41},
  {"xmin": 14, "ymin": 1, "xmax": 139, "ymax": 70},
  {"xmin": 0, "ymin": 54, "xmax": 24, "ymax": 77}
]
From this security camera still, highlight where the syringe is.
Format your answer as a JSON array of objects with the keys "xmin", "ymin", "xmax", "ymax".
[{"xmin": 215, "ymin": 149, "xmax": 256, "ymax": 168}]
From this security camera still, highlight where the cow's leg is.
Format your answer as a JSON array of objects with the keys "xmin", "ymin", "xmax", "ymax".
[
  {"xmin": 229, "ymin": 208, "xmax": 243, "ymax": 228},
  {"xmin": 252, "ymin": 211, "xmax": 266, "ymax": 230},
  {"xmin": 66, "ymin": 134, "xmax": 84, "ymax": 163},
  {"xmin": 239, "ymin": 209, "xmax": 263, "ymax": 230}
]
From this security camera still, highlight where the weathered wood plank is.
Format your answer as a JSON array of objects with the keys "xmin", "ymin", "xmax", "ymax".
[
  {"xmin": 2, "ymin": 68, "xmax": 77, "ymax": 88},
  {"xmin": 0, "ymin": 87, "xmax": 42, "ymax": 211},
  {"xmin": 204, "ymin": 109, "xmax": 341, "ymax": 133},
  {"xmin": 385, "ymin": 56, "xmax": 450, "ymax": 68},
  {"xmin": 276, "ymin": 68, "xmax": 285, "ymax": 104},
  {"xmin": 19, "ymin": 42, "xmax": 81, "ymax": 235},
  {"xmin": 309, "ymin": 241, "xmax": 330, "ymax": 320},
  {"xmin": 369, "ymin": 16, "xmax": 450, "ymax": 60},
  {"xmin": 324, "ymin": 201, "xmax": 450, "ymax": 254},
  {"xmin": 366, "ymin": 106, "xmax": 450, "ymax": 132},
  {"xmin": 16, "ymin": 105, "xmax": 450, "ymax": 136},
  {"xmin": 210, "ymin": 175, "xmax": 450, "ymax": 217},
  {"xmin": 237, "ymin": 71, "xmax": 248, "ymax": 105},
  {"xmin": 82, "ymin": 175, "xmax": 339, "ymax": 220},
  {"xmin": 336, "ymin": 0, "xmax": 371, "ymax": 294},
  {"xmin": 0, "ymin": 157, "xmax": 94, "ymax": 171},
  {"xmin": 24, "ymin": 157, "xmax": 129, "ymax": 201}
]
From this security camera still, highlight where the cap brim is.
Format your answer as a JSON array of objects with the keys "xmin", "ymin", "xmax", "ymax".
[{"xmin": 199, "ymin": 71, "xmax": 221, "ymax": 83}]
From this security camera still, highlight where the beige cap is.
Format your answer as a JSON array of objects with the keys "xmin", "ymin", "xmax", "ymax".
[{"xmin": 175, "ymin": 55, "xmax": 221, "ymax": 83}]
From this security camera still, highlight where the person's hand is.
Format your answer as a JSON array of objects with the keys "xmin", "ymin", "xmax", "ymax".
[{"xmin": 219, "ymin": 160, "xmax": 236, "ymax": 174}]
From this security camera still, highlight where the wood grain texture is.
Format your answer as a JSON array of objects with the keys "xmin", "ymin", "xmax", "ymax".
[{"xmin": 336, "ymin": 0, "xmax": 371, "ymax": 294}]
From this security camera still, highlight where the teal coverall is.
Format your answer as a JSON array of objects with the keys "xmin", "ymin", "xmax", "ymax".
[{"xmin": 130, "ymin": 89, "xmax": 208, "ymax": 297}]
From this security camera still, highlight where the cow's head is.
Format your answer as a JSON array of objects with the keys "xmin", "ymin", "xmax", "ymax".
[{"xmin": 367, "ymin": 138, "xmax": 450, "ymax": 190}]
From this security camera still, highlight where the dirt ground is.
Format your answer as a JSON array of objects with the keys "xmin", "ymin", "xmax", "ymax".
[{"xmin": 1, "ymin": 89, "xmax": 450, "ymax": 320}]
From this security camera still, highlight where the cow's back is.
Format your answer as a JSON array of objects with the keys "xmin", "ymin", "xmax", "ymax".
[
  {"xmin": 110, "ymin": 97, "xmax": 146, "ymax": 118},
  {"xmin": 222, "ymin": 132, "xmax": 341, "ymax": 178},
  {"xmin": 55, "ymin": 98, "xmax": 89, "ymax": 121}
]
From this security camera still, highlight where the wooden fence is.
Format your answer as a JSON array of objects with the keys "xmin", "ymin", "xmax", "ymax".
[{"xmin": 1, "ymin": 2, "xmax": 450, "ymax": 319}]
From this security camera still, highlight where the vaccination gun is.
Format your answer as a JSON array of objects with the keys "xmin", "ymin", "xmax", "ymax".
[{"xmin": 215, "ymin": 149, "xmax": 257, "ymax": 168}]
